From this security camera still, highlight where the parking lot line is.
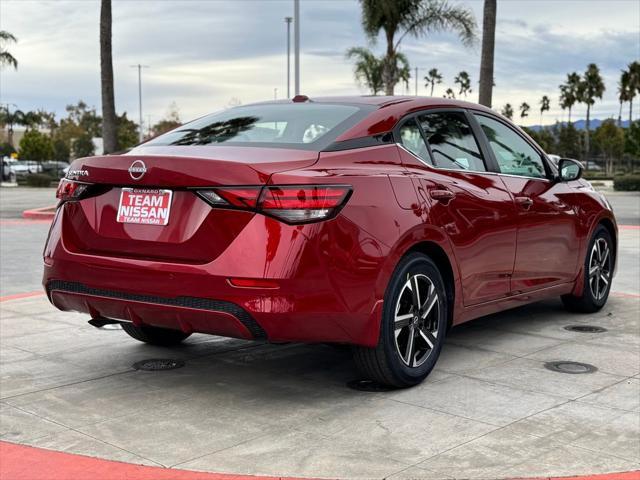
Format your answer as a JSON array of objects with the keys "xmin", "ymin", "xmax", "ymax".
[{"xmin": 0, "ymin": 290, "xmax": 45, "ymax": 302}]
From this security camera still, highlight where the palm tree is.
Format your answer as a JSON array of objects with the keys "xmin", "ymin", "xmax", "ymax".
[
  {"xmin": 626, "ymin": 61, "xmax": 640, "ymax": 126},
  {"xmin": 444, "ymin": 88, "xmax": 456, "ymax": 99},
  {"xmin": 618, "ymin": 70, "xmax": 631, "ymax": 127},
  {"xmin": 539, "ymin": 95, "xmax": 550, "ymax": 124},
  {"xmin": 359, "ymin": 0, "xmax": 476, "ymax": 95},
  {"xmin": 424, "ymin": 68, "xmax": 443, "ymax": 96},
  {"xmin": 0, "ymin": 31, "xmax": 18, "ymax": 70},
  {"xmin": 454, "ymin": 71, "xmax": 472, "ymax": 97},
  {"xmin": 100, "ymin": 0, "xmax": 118, "ymax": 153},
  {"xmin": 501, "ymin": 103, "xmax": 513, "ymax": 120},
  {"xmin": 346, "ymin": 47, "xmax": 384, "ymax": 95},
  {"xmin": 0, "ymin": 107, "xmax": 24, "ymax": 146},
  {"xmin": 519, "ymin": 102, "xmax": 530, "ymax": 120},
  {"xmin": 21, "ymin": 111, "xmax": 43, "ymax": 130},
  {"xmin": 559, "ymin": 72, "xmax": 581, "ymax": 123},
  {"xmin": 577, "ymin": 63, "xmax": 606, "ymax": 164},
  {"xmin": 478, "ymin": 0, "xmax": 496, "ymax": 107}
]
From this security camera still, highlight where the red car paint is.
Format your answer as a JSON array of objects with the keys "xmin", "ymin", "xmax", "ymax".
[{"xmin": 43, "ymin": 96, "xmax": 617, "ymax": 346}]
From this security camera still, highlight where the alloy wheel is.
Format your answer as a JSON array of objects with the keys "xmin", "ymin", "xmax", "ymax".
[
  {"xmin": 588, "ymin": 237, "xmax": 611, "ymax": 300},
  {"xmin": 394, "ymin": 274, "xmax": 440, "ymax": 367}
]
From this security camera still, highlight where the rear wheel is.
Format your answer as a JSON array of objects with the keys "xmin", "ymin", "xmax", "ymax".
[
  {"xmin": 562, "ymin": 225, "xmax": 614, "ymax": 313},
  {"xmin": 122, "ymin": 323, "xmax": 191, "ymax": 346},
  {"xmin": 353, "ymin": 253, "xmax": 447, "ymax": 388}
]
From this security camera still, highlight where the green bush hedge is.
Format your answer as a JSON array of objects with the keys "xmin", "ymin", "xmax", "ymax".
[
  {"xmin": 583, "ymin": 172, "xmax": 613, "ymax": 180},
  {"xmin": 613, "ymin": 175, "xmax": 640, "ymax": 191},
  {"xmin": 24, "ymin": 173, "xmax": 55, "ymax": 188}
]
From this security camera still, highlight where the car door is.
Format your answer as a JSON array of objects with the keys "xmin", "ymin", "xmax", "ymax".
[
  {"xmin": 472, "ymin": 113, "xmax": 581, "ymax": 293},
  {"xmin": 396, "ymin": 110, "xmax": 518, "ymax": 306}
]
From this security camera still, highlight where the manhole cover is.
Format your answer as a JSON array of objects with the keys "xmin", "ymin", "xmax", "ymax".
[
  {"xmin": 544, "ymin": 361, "xmax": 597, "ymax": 374},
  {"xmin": 564, "ymin": 325, "xmax": 607, "ymax": 333},
  {"xmin": 100, "ymin": 323, "xmax": 122, "ymax": 330},
  {"xmin": 347, "ymin": 379, "xmax": 395, "ymax": 392},
  {"xmin": 132, "ymin": 359, "xmax": 185, "ymax": 371}
]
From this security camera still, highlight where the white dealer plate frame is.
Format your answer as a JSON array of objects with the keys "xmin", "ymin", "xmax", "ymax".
[{"xmin": 116, "ymin": 188, "xmax": 173, "ymax": 226}]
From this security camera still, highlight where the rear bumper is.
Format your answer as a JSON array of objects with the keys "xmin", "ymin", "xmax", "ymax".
[
  {"xmin": 46, "ymin": 280, "xmax": 264, "ymax": 340},
  {"xmin": 43, "ymin": 204, "xmax": 388, "ymax": 346}
]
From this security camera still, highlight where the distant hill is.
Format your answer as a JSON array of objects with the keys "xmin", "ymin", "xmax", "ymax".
[{"xmin": 527, "ymin": 119, "xmax": 632, "ymax": 132}]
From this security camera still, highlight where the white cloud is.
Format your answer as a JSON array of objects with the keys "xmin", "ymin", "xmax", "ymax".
[{"xmin": 0, "ymin": 0, "xmax": 638, "ymax": 128}]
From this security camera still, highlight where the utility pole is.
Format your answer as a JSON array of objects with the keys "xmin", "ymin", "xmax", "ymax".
[
  {"xmin": 414, "ymin": 67, "xmax": 426, "ymax": 96},
  {"xmin": 285, "ymin": 17, "xmax": 292, "ymax": 98},
  {"xmin": 274, "ymin": 88, "xmax": 278, "ymax": 100},
  {"xmin": 293, "ymin": 0, "xmax": 300, "ymax": 95},
  {"xmin": 130, "ymin": 64, "xmax": 149, "ymax": 143}
]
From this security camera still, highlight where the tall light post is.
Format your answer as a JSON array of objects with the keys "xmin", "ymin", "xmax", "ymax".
[
  {"xmin": 293, "ymin": 0, "xmax": 300, "ymax": 95},
  {"xmin": 285, "ymin": 16, "xmax": 292, "ymax": 98},
  {"xmin": 414, "ymin": 67, "xmax": 426, "ymax": 96},
  {"xmin": 130, "ymin": 64, "xmax": 149, "ymax": 143}
]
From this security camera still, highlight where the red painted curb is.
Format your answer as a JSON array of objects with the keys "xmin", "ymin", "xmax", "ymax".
[
  {"xmin": 0, "ymin": 291, "xmax": 46, "ymax": 302},
  {"xmin": 0, "ymin": 442, "xmax": 305, "ymax": 480},
  {"xmin": 0, "ymin": 442, "xmax": 637, "ymax": 480},
  {"xmin": 619, "ymin": 225, "xmax": 640, "ymax": 230},
  {"xmin": 513, "ymin": 472, "xmax": 640, "ymax": 480},
  {"xmin": 21, "ymin": 205, "xmax": 56, "ymax": 220}
]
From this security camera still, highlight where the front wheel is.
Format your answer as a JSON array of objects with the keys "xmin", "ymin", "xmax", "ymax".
[
  {"xmin": 562, "ymin": 225, "xmax": 614, "ymax": 313},
  {"xmin": 352, "ymin": 253, "xmax": 447, "ymax": 388},
  {"xmin": 122, "ymin": 323, "xmax": 191, "ymax": 346}
]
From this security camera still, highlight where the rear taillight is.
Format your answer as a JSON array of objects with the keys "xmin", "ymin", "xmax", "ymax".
[
  {"xmin": 196, "ymin": 185, "xmax": 351, "ymax": 224},
  {"xmin": 56, "ymin": 179, "xmax": 90, "ymax": 202}
]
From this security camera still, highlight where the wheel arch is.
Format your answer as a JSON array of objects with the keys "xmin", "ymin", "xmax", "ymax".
[
  {"xmin": 571, "ymin": 212, "xmax": 618, "ymax": 297},
  {"xmin": 597, "ymin": 216, "xmax": 617, "ymax": 272},
  {"xmin": 405, "ymin": 241, "xmax": 456, "ymax": 330}
]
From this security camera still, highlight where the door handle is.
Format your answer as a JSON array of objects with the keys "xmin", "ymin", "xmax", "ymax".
[
  {"xmin": 429, "ymin": 189, "xmax": 455, "ymax": 203},
  {"xmin": 515, "ymin": 196, "xmax": 533, "ymax": 210}
]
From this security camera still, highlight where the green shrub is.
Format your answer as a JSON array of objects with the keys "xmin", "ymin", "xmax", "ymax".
[
  {"xmin": 613, "ymin": 175, "xmax": 640, "ymax": 191},
  {"xmin": 583, "ymin": 171, "xmax": 612, "ymax": 180},
  {"xmin": 25, "ymin": 173, "xmax": 54, "ymax": 187}
]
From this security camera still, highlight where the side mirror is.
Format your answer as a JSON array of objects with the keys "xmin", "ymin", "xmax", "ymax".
[{"xmin": 557, "ymin": 158, "xmax": 583, "ymax": 182}]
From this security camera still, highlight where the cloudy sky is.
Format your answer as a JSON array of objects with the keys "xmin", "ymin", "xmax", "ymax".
[{"xmin": 0, "ymin": 0, "xmax": 638, "ymax": 130}]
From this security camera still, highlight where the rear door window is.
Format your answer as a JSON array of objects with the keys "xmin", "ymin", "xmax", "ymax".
[
  {"xmin": 417, "ymin": 112, "xmax": 486, "ymax": 172},
  {"xmin": 143, "ymin": 103, "xmax": 371, "ymax": 150}
]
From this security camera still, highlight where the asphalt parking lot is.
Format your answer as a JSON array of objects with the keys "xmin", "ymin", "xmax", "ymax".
[{"xmin": 0, "ymin": 187, "xmax": 639, "ymax": 479}]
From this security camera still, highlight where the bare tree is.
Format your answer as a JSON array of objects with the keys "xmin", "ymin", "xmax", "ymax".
[
  {"xmin": 100, "ymin": 0, "xmax": 118, "ymax": 153},
  {"xmin": 478, "ymin": 0, "xmax": 496, "ymax": 107}
]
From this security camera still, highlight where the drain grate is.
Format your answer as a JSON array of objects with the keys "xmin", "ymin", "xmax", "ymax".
[
  {"xmin": 564, "ymin": 325, "xmax": 607, "ymax": 333},
  {"xmin": 544, "ymin": 361, "xmax": 597, "ymax": 374},
  {"xmin": 132, "ymin": 359, "xmax": 185, "ymax": 371},
  {"xmin": 347, "ymin": 379, "xmax": 395, "ymax": 392}
]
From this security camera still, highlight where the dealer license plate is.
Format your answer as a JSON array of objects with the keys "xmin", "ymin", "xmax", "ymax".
[{"xmin": 116, "ymin": 188, "xmax": 172, "ymax": 226}]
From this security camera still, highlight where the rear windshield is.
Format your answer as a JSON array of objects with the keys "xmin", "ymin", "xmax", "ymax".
[{"xmin": 143, "ymin": 103, "xmax": 372, "ymax": 150}]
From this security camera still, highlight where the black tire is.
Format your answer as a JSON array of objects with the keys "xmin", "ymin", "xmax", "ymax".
[
  {"xmin": 352, "ymin": 252, "xmax": 448, "ymax": 388},
  {"xmin": 121, "ymin": 323, "xmax": 191, "ymax": 346},
  {"xmin": 562, "ymin": 225, "xmax": 614, "ymax": 313}
]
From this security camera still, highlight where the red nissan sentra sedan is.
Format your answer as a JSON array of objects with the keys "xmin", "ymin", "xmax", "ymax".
[{"xmin": 43, "ymin": 96, "xmax": 617, "ymax": 387}]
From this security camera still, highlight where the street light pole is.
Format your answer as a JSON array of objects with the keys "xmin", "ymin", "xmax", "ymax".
[
  {"xmin": 293, "ymin": 0, "xmax": 300, "ymax": 95},
  {"xmin": 285, "ymin": 17, "xmax": 292, "ymax": 99},
  {"xmin": 130, "ymin": 64, "xmax": 149, "ymax": 143}
]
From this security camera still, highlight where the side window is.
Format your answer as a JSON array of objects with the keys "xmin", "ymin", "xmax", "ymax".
[
  {"xmin": 418, "ymin": 112, "xmax": 486, "ymax": 172},
  {"xmin": 474, "ymin": 115, "xmax": 547, "ymax": 179},
  {"xmin": 398, "ymin": 119, "xmax": 431, "ymax": 164}
]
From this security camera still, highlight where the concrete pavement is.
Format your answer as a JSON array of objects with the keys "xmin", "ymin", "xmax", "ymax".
[{"xmin": 1, "ymin": 292, "xmax": 638, "ymax": 479}]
